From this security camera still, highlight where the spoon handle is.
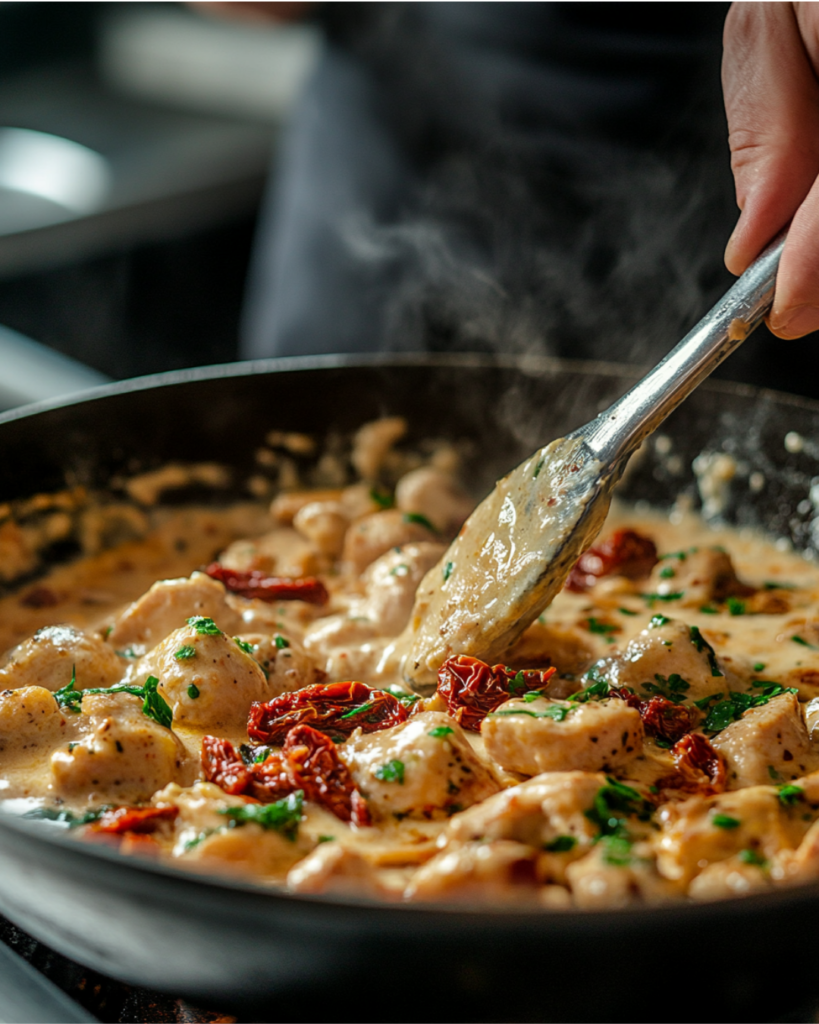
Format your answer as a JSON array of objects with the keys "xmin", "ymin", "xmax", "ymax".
[{"xmin": 578, "ymin": 231, "xmax": 787, "ymax": 466}]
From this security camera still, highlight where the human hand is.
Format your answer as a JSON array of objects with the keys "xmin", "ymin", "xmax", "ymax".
[{"xmin": 722, "ymin": 2, "xmax": 819, "ymax": 338}]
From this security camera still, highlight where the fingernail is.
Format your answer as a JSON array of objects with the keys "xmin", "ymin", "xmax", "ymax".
[{"xmin": 769, "ymin": 304, "xmax": 819, "ymax": 338}]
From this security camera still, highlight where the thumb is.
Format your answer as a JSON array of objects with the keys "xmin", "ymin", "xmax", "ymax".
[{"xmin": 722, "ymin": 2, "xmax": 819, "ymax": 275}]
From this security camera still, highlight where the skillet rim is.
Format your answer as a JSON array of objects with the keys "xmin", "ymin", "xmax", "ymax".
[{"xmin": 0, "ymin": 351, "xmax": 818, "ymax": 928}]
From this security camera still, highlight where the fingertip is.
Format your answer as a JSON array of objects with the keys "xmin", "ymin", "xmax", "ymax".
[{"xmin": 767, "ymin": 304, "xmax": 819, "ymax": 339}]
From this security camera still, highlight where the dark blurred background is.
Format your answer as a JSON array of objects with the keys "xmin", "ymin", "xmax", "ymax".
[{"xmin": 0, "ymin": 1, "xmax": 318, "ymax": 402}]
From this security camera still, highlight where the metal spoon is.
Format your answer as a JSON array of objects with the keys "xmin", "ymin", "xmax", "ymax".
[{"xmin": 404, "ymin": 232, "xmax": 786, "ymax": 690}]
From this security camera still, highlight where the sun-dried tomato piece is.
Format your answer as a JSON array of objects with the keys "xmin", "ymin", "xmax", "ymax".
[
  {"xmin": 657, "ymin": 732, "xmax": 727, "ymax": 796},
  {"xmin": 202, "ymin": 735, "xmax": 252, "ymax": 795},
  {"xmin": 283, "ymin": 725, "xmax": 371, "ymax": 827},
  {"xmin": 437, "ymin": 655, "xmax": 556, "ymax": 731},
  {"xmin": 566, "ymin": 529, "xmax": 658, "ymax": 592},
  {"xmin": 92, "ymin": 805, "xmax": 178, "ymax": 835},
  {"xmin": 200, "ymin": 729, "xmax": 371, "ymax": 825},
  {"xmin": 639, "ymin": 696, "xmax": 693, "ymax": 744},
  {"xmin": 204, "ymin": 563, "xmax": 329, "ymax": 605},
  {"xmin": 248, "ymin": 680, "xmax": 407, "ymax": 744}
]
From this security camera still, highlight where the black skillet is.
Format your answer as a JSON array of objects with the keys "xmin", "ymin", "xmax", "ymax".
[{"xmin": 0, "ymin": 354, "xmax": 817, "ymax": 1024}]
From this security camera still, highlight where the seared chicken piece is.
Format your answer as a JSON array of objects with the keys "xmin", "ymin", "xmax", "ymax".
[
  {"xmin": 405, "ymin": 839, "xmax": 547, "ymax": 903},
  {"xmin": 51, "ymin": 692, "xmax": 187, "ymax": 803},
  {"xmin": 566, "ymin": 841, "xmax": 678, "ymax": 908},
  {"xmin": 287, "ymin": 842, "xmax": 398, "ymax": 898},
  {"xmin": 394, "ymin": 467, "xmax": 473, "ymax": 534},
  {"xmin": 342, "ymin": 510, "xmax": 438, "ymax": 575},
  {"xmin": 133, "ymin": 624, "xmax": 270, "ymax": 733},
  {"xmin": 0, "ymin": 624, "xmax": 124, "ymax": 692},
  {"xmin": 342, "ymin": 711, "xmax": 499, "ymax": 821},
  {"xmin": 157, "ymin": 781, "xmax": 312, "ymax": 879},
  {"xmin": 602, "ymin": 620, "xmax": 728, "ymax": 704},
  {"xmin": 0, "ymin": 686, "xmax": 67, "ymax": 755},
  {"xmin": 645, "ymin": 546, "xmax": 752, "ymax": 609},
  {"xmin": 712, "ymin": 692, "xmax": 817, "ymax": 787},
  {"xmin": 107, "ymin": 573, "xmax": 243, "ymax": 651},
  {"xmin": 235, "ymin": 632, "xmax": 323, "ymax": 697},
  {"xmin": 482, "ymin": 697, "xmax": 643, "ymax": 776}
]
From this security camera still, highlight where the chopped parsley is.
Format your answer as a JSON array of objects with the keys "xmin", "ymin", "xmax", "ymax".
[
  {"xmin": 699, "ymin": 605, "xmax": 718, "ymax": 614},
  {"xmin": 649, "ymin": 614, "xmax": 670, "ymax": 628},
  {"xmin": 374, "ymin": 759, "xmax": 405, "ymax": 784},
  {"xmin": 187, "ymin": 684, "xmax": 200, "ymax": 700},
  {"xmin": 369, "ymin": 486, "xmax": 394, "ymax": 509},
  {"xmin": 403, "ymin": 512, "xmax": 437, "ymax": 533},
  {"xmin": 218, "ymin": 791, "xmax": 304, "ymax": 841},
  {"xmin": 544, "ymin": 835, "xmax": 577, "ymax": 853},
  {"xmin": 703, "ymin": 685, "xmax": 798, "ymax": 734},
  {"xmin": 584, "ymin": 778, "xmax": 652, "ymax": 863},
  {"xmin": 390, "ymin": 564, "xmax": 410, "ymax": 577},
  {"xmin": 659, "ymin": 566, "xmax": 676, "ymax": 579},
  {"xmin": 738, "ymin": 848, "xmax": 767, "ymax": 867},
  {"xmin": 428, "ymin": 726, "xmax": 454, "ymax": 738},
  {"xmin": 587, "ymin": 618, "xmax": 618, "ymax": 637},
  {"xmin": 174, "ymin": 645, "xmax": 196, "ymax": 661},
  {"xmin": 693, "ymin": 692, "xmax": 723, "ymax": 711},
  {"xmin": 660, "ymin": 550, "xmax": 689, "ymax": 562},
  {"xmin": 792, "ymin": 635, "xmax": 817, "ymax": 649},
  {"xmin": 523, "ymin": 690, "xmax": 544, "ymax": 703},
  {"xmin": 274, "ymin": 635, "xmax": 290, "ymax": 649},
  {"xmin": 778, "ymin": 784, "xmax": 804, "ymax": 807},
  {"xmin": 443, "ymin": 561, "xmax": 454, "ymax": 582},
  {"xmin": 768, "ymin": 765, "xmax": 783, "ymax": 782},
  {"xmin": 712, "ymin": 814, "xmax": 741, "ymax": 830},
  {"xmin": 187, "ymin": 616, "xmax": 221, "ymax": 636},
  {"xmin": 54, "ymin": 668, "xmax": 172, "ymax": 727},
  {"xmin": 641, "ymin": 673, "xmax": 689, "ymax": 702},
  {"xmin": 23, "ymin": 805, "xmax": 112, "ymax": 828},
  {"xmin": 115, "ymin": 648, "xmax": 139, "ymax": 659},
  {"xmin": 764, "ymin": 581, "xmax": 795, "ymax": 590},
  {"xmin": 385, "ymin": 685, "xmax": 421, "ymax": 708},
  {"xmin": 726, "ymin": 597, "xmax": 746, "ymax": 616},
  {"xmin": 618, "ymin": 607, "xmax": 637, "ymax": 616},
  {"xmin": 568, "ymin": 678, "xmax": 610, "ymax": 703},
  {"xmin": 689, "ymin": 625, "xmax": 723, "ymax": 677},
  {"xmin": 53, "ymin": 665, "xmax": 82, "ymax": 712},
  {"xmin": 508, "ymin": 671, "xmax": 528, "ymax": 694},
  {"xmin": 317, "ymin": 835, "xmax": 336, "ymax": 844},
  {"xmin": 753, "ymin": 662, "xmax": 766, "ymax": 673},
  {"xmin": 641, "ymin": 592, "xmax": 684, "ymax": 605},
  {"xmin": 533, "ymin": 457, "xmax": 545, "ymax": 478},
  {"xmin": 234, "ymin": 638, "xmax": 254, "ymax": 655}
]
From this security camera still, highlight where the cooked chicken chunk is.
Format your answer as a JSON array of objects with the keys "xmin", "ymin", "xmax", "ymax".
[
  {"xmin": 394, "ymin": 467, "xmax": 473, "ymax": 534},
  {"xmin": 287, "ymin": 842, "xmax": 398, "ymax": 898},
  {"xmin": 217, "ymin": 527, "xmax": 321, "ymax": 578},
  {"xmin": 645, "ymin": 547, "xmax": 752, "ymax": 609},
  {"xmin": 566, "ymin": 841, "xmax": 677, "ymax": 908},
  {"xmin": 132, "ymin": 624, "xmax": 271, "ymax": 733},
  {"xmin": 342, "ymin": 510, "xmax": 438, "ymax": 575},
  {"xmin": 342, "ymin": 712, "xmax": 499, "ymax": 821},
  {"xmin": 444, "ymin": 771, "xmax": 605, "ymax": 854},
  {"xmin": 405, "ymin": 839, "xmax": 548, "ymax": 903},
  {"xmin": 292, "ymin": 501, "xmax": 349, "ymax": 557},
  {"xmin": 51, "ymin": 692, "xmax": 187, "ymax": 803},
  {"xmin": 157, "ymin": 781, "xmax": 312, "ymax": 879},
  {"xmin": 0, "ymin": 686, "xmax": 67, "ymax": 756},
  {"xmin": 107, "ymin": 573, "xmax": 243, "ymax": 651},
  {"xmin": 235, "ymin": 633, "xmax": 323, "ymax": 697},
  {"xmin": 687, "ymin": 855, "xmax": 772, "ymax": 900},
  {"xmin": 602, "ymin": 619, "xmax": 727, "ymax": 704},
  {"xmin": 482, "ymin": 697, "xmax": 643, "ymax": 776},
  {"xmin": 0, "ymin": 624, "xmax": 124, "ymax": 692},
  {"xmin": 654, "ymin": 785, "xmax": 804, "ymax": 885},
  {"xmin": 712, "ymin": 692, "xmax": 817, "ymax": 787}
]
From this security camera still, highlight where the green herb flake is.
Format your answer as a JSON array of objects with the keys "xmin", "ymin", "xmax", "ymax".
[
  {"xmin": 642, "ymin": 592, "xmax": 684, "ymax": 605},
  {"xmin": 187, "ymin": 616, "xmax": 221, "ymax": 636},
  {"xmin": 443, "ymin": 561, "xmax": 454, "ymax": 582},
  {"xmin": 726, "ymin": 597, "xmax": 746, "ymax": 616},
  {"xmin": 317, "ymin": 835, "xmax": 336, "ymax": 844},
  {"xmin": 738, "ymin": 848, "xmax": 767, "ymax": 867},
  {"xmin": 187, "ymin": 684, "xmax": 200, "ymax": 700},
  {"xmin": 490, "ymin": 705, "xmax": 570, "ymax": 721},
  {"xmin": 23, "ymin": 805, "xmax": 112, "ymax": 828},
  {"xmin": 689, "ymin": 625, "xmax": 723, "ymax": 677},
  {"xmin": 234, "ymin": 637, "xmax": 254, "ymax": 655},
  {"xmin": 792, "ymin": 635, "xmax": 816, "ymax": 649},
  {"xmin": 712, "ymin": 814, "xmax": 741, "ymax": 830},
  {"xmin": 649, "ymin": 614, "xmax": 670, "ymax": 628},
  {"xmin": 53, "ymin": 665, "xmax": 82, "ymax": 712},
  {"xmin": 660, "ymin": 550, "xmax": 688, "ymax": 562},
  {"xmin": 533, "ymin": 457, "xmax": 545, "ymax": 478},
  {"xmin": 764, "ymin": 581, "xmax": 796, "ymax": 590},
  {"xmin": 699, "ymin": 605, "xmax": 718, "ymax": 614},
  {"xmin": 403, "ymin": 512, "xmax": 438, "ymax": 533},
  {"xmin": 618, "ymin": 607, "xmax": 637, "ymax": 616},
  {"xmin": 428, "ymin": 726, "xmax": 454, "ymax": 738},
  {"xmin": 753, "ymin": 662, "xmax": 766, "ymax": 673},
  {"xmin": 587, "ymin": 617, "xmax": 618, "ymax": 636},
  {"xmin": 544, "ymin": 835, "xmax": 577, "ymax": 853},
  {"xmin": 218, "ymin": 790, "xmax": 304, "ymax": 841},
  {"xmin": 369, "ymin": 486, "xmax": 394, "ymax": 509},
  {"xmin": 390, "ymin": 564, "xmax": 410, "ymax": 577},
  {"xmin": 386, "ymin": 685, "xmax": 421, "ymax": 708},
  {"xmin": 778, "ymin": 784, "xmax": 804, "ymax": 807},
  {"xmin": 174, "ymin": 645, "xmax": 196, "ymax": 661},
  {"xmin": 373, "ymin": 759, "xmax": 405, "ymax": 784},
  {"xmin": 693, "ymin": 693, "xmax": 723, "ymax": 711},
  {"xmin": 274, "ymin": 634, "xmax": 290, "ymax": 649},
  {"xmin": 659, "ymin": 566, "xmax": 676, "ymax": 579},
  {"xmin": 522, "ymin": 690, "xmax": 544, "ymax": 703}
]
